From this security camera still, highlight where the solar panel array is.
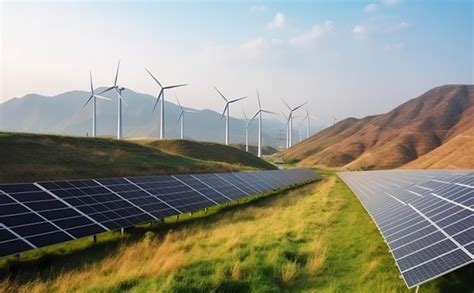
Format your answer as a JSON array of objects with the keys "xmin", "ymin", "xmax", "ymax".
[
  {"xmin": 0, "ymin": 168, "xmax": 318, "ymax": 258},
  {"xmin": 339, "ymin": 170, "xmax": 473, "ymax": 288}
]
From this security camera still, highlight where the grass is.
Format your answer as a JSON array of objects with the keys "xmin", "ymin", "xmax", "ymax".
[
  {"xmin": 138, "ymin": 139, "xmax": 277, "ymax": 170},
  {"xmin": 0, "ymin": 172, "xmax": 472, "ymax": 292},
  {"xmin": 0, "ymin": 132, "xmax": 271, "ymax": 183}
]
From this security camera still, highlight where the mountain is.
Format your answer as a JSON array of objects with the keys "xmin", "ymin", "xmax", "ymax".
[
  {"xmin": 281, "ymin": 85, "xmax": 474, "ymax": 170},
  {"xmin": 0, "ymin": 89, "xmax": 286, "ymax": 147}
]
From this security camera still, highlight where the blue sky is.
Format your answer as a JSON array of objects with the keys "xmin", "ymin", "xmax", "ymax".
[{"xmin": 1, "ymin": 0, "xmax": 472, "ymax": 125}]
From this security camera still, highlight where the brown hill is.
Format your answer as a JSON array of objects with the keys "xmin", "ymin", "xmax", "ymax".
[
  {"xmin": 282, "ymin": 85, "xmax": 474, "ymax": 170},
  {"xmin": 402, "ymin": 128, "xmax": 474, "ymax": 169}
]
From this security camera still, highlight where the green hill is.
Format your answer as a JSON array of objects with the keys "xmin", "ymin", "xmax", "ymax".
[
  {"xmin": 231, "ymin": 144, "xmax": 278, "ymax": 156},
  {"xmin": 137, "ymin": 139, "xmax": 277, "ymax": 170},
  {"xmin": 0, "ymin": 133, "xmax": 242, "ymax": 183}
]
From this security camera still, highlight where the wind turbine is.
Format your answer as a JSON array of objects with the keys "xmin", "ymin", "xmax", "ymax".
[
  {"xmin": 242, "ymin": 108, "xmax": 256, "ymax": 153},
  {"xmin": 282, "ymin": 99, "xmax": 306, "ymax": 147},
  {"xmin": 215, "ymin": 87, "xmax": 246, "ymax": 145},
  {"xmin": 301, "ymin": 107, "xmax": 319, "ymax": 139},
  {"xmin": 82, "ymin": 71, "xmax": 111, "ymax": 137},
  {"xmin": 145, "ymin": 68, "xmax": 188, "ymax": 139},
  {"xmin": 97, "ymin": 60, "xmax": 127, "ymax": 139},
  {"xmin": 250, "ymin": 90, "xmax": 276, "ymax": 157},
  {"xmin": 281, "ymin": 111, "xmax": 290, "ymax": 149},
  {"xmin": 333, "ymin": 116, "xmax": 338, "ymax": 125},
  {"xmin": 176, "ymin": 96, "xmax": 196, "ymax": 140}
]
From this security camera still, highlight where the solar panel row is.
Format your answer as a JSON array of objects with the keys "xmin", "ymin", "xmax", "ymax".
[
  {"xmin": 0, "ymin": 168, "xmax": 318, "ymax": 258},
  {"xmin": 339, "ymin": 170, "xmax": 473, "ymax": 288}
]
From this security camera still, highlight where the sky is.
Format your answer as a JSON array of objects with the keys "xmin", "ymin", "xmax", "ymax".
[{"xmin": 1, "ymin": 0, "xmax": 472, "ymax": 125}]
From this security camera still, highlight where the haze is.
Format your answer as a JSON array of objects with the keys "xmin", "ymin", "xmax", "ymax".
[{"xmin": 1, "ymin": 0, "xmax": 472, "ymax": 124}]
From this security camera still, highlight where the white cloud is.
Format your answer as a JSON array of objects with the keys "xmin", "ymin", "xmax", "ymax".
[
  {"xmin": 290, "ymin": 20, "xmax": 333, "ymax": 46},
  {"xmin": 267, "ymin": 12, "xmax": 285, "ymax": 29},
  {"xmin": 382, "ymin": 0, "xmax": 401, "ymax": 6},
  {"xmin": 385, "ymin": 42, "xmax": 405, "ymax": 50},
  {"xmin": 353, "ymin": 24, "xmax": 376, "ymax": 39},
  {"xmin": 385, "ymin": 21, "xmax": 410, "ymax": 32},
  {"xmin": 364, "ymin": 3, "xmax": 378, "ymax": 13},
  {"xmin": 250, "ymin": 5, "xmax": 267, "ymax": 13}
]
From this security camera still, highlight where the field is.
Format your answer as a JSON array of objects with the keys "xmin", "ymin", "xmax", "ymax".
[
  {"xmin": 0, "ymin": 171, "xmax": 470, "ymax": 292},
  {"xmin": 0, "ymin": 133, "xmax": 275, "ymax": 183}
]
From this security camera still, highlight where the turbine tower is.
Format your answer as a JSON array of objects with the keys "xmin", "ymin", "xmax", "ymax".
[
  {"xmin": 176, "ymin": 96, "xmax": 195, "ymax": 140},
  {"xmin": 215, "ymin": 87, "xmax": 246, "ymax": 145},
  {"xmin": 281, "ymin": 111, "xmax": 290, "ymax": 149},
  {"xmin": 301, "ymin": 107, "xmax": 319, "ymax": 139},
  {"xmin": 242, "ymin": 108, "xmax": 256, "ymax": 153},
  {"xmin": 250, "ymin": 90, "xmax": 276, "ymax": 157},
  {"xmin": 82, "ymin": 71, "xmax": 111, "ymax": 137},
  {"xmin": 145, "ymin": 68, "xmax": 188, "ymax": 139},
  {"xmin": 282, "ymin": 99, "xmax": 306, "ymax": 147},
  {"xmin": 98, "ymin": 60, "xmax": 126, "ymax": 139}
]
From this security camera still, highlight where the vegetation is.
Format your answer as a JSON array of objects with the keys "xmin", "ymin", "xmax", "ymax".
[
  {"xmin": 0, "ymin": 132, "xmax": 262, "ymax": 183},
  {"xmin": 1, "ymin": 171, "xmax": 471, "ymax": 292},
  {"xmin": 137, "ymin": 139, "xmax": 277, "ymax": 170}
]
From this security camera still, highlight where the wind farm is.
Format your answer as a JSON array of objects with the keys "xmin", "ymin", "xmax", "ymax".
[{"xmin": 0, "ymin": 1, "xmax": 472, "ymax": 292}]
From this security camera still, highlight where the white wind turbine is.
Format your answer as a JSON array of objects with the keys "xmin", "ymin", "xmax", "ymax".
[
  {"xmin": 82, "ymin": 70, "xmax": 111, "ymax": 137},
  {"xmin": 333, "ymin": 116, "xmax": 338, "ymax": 125},
  {"xmin": 145, "ymin": 68, "xmax": 188, "ymax": 139},
  {"xmin": 242, "ymin": 108, "xmax": 256, "ymax": 153},
  {"xmin": 302, "ymin": 107, "xmax": 319, "ymax": 139},
  {"xmin": 250, "ymin": 90, "xmax": 277, "ymax": 157},
  {"xmin": 282, "ymin": 99, "xmax": 306, "ymax": 148},
  {"xmin": 176, "ymin": 96, "xmax": 196, "ymax": 140},
  {"xmin": 281, "ymin": 111, "xmax": 290, "ymax": 149},
  {"xmin": 215, "ymin": 87, "xmax": 246, "ymax": 145},
  {"xmin": 98, "ymin": 60, "xmax": 126, "ymax": 139}
]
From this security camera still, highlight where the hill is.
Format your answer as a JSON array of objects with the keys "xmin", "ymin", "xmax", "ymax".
[
  {"xmin": 133, "ymin": 139, "xmax": 277, "ymax": 170},
  {"xmin": 231, "ymin": 144, "xmax": 278, "ymax": 156},
  {"xmin": 0, "ymin": 133, "xmax": 247, "ymax": 183},
  {"xmin": 403, "ymin": 128, "xmax": 474, "ymax": 169},
  {"xmin": 282, "ymin": 85, "xmax": 474, "ymax": 169},
  {"xmin": 0, "ymin": 89, "xmax": 286, "ymax": 146}
]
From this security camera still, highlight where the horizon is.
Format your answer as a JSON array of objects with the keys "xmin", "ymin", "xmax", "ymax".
[{"xmin": 1, "ymin": 1, "xmax": 472, "ymax": 125}]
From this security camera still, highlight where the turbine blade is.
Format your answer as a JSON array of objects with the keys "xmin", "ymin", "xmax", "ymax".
[
  {"xmin": 94, "ymin": 95, "xmax": 112, "ymax": 101},
  {"xmin": 261, "ymin": 110, "xmax": 277, "ymax": 115},
  {"xmin": 256, "ymin": 90, "xmax": 261, "ymax": 109},
  {"xmin": 115, "ymin": 88, "xmax": 127, "ymax": 106},
  {"xmin": 177, "ymin": 111, "xmax": 184, "ymax": 123},
  {"xmin": 164, "ymin": 83, "xmax": 188, "ymax": 89},
  {"xmin": 114, "ymin": 60, "xmax": 120, "ymax": 86},
  {"xmin": 214, "ymin": 86, "xmax": 228, "ymax": 102},
  {"xmin": 221, "ymin": 103, "xmax": 229, "ymax": 119},
  {"xmin": 82, "ymin": 95, "xmax": 94, "ymax": 109},
  {"xmin": 310, "ymin": 115, "xmax": 319, "ymax": 120},
  {"xmin": 97, "ymin": 86, "xmax": 115, "ymax": 95},
  {"xmin": 293, "ymin": 102, "xmax": 307, "ymax": 111},
  {"xmin": 152, "ymin": 89, "xmax": 163, "ymax": 112},
  {"xmin": 89, "ymin": 70, "xmax": 94, "ymax": 94},
  {"xmin": 241, "ymin": 107, "xmax": 248, "ymax": 121},
  {"xmin": 281, "ymin": 98, "xmax": 291, "ymax": 110},
  {"xmin": 145, "ymin": 68, "xmax": 163, "ymax": 88},
  {"xmin": 229, "ymin": 96, "xmax": 247, "ymax": 103},
  {"xmin": 250, "ymin": 111, "xmax": 259, "ymax": 122},
  {"xmin": 175, "ymin": 96, "xmax": 182, "ymax": 109}
]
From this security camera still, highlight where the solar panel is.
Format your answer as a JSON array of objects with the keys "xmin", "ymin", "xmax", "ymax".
[
  {"xmin": 0, "ymin": 169, "xmax": 319, "ymax": 257},
  {"xmin": 339, "ymin": 170, "xmax": 474, "ymax": 288}
]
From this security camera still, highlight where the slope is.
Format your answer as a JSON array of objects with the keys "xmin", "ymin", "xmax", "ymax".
[
  {"xmin": 134, "ymin": 139, "xmax": 277, "ymax": 170},
  {"xmin": 282, "ymin": 85, "xmax": 474, "ymax": 169},
  {"xmin": 0, "ymin": 132, "xmax": 240, "ymax": 183},
  {"xmin": 403, "ymin": 128, "xmax": 474, "ymax": 169}
]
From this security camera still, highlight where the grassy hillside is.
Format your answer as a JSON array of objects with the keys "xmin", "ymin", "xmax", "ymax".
[
  {"xmin": 0, "ymin": 132, "xmax": 240, "ymax": 183},
  {"xmin": 0, "ymin": 172, "xmax": 470, "ymax": 292},
  {"xmin": 282, "ymin": 85, "xmax": 474, "ymax": 170},
  {"xmin": 135, "ymin": 139, "xmax": 277, "ymax": 170},
  {"xmin": 231, "ymin": 144, "xmax": 278, "ymax": 156}
]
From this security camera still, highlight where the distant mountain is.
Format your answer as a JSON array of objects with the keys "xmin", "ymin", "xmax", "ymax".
[
  {"xmin": 282, "ymin": 85, "xmax": 474, "ymax": 169},
  {"xmin": 0, "ymin": 89, "xmax": 286, "ymax": 147}
]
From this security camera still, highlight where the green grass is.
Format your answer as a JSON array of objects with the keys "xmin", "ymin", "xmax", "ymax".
[
  {"xmin": 140, "ymin": 139, "xmax": 277, "ymax": 170},
  {"xmin": 1, "ymin": 172, "xmax": 471, "ymax": 292},
  {"xmin": 0, "ymin": 132, "xmax": 248, "ymax": 183}
]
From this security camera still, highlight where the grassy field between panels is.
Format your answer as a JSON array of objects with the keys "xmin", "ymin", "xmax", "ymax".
[{"xmin": 0, "ymin": 172, "xmax": 471, "ymax": 292}]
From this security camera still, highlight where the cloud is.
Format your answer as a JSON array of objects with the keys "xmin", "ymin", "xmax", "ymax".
[
  {"xmin": 353, "ymin": 24, "xmax": 376, "ymax": 39},
  {"xmin": 382, "ymin": 0, "xmax": 401, "ymax": 6},
  {"xmin": 385, "ymin": 21, "xmax": 410, "ymax": 32},
  {"xmin": 385, "ymin": 42, "xmax": 405, "ymax": 50},
  {"xmin": 267, "ymin": 12, "xmax": 285, "ymax": 29},
  {"xmin": 364, "ymin": 3, "xmax": 378, "ymax": 13},
  {"xmin": 250, "ymin": 5, "xmax": 267, "ymax": 13},
  {"xmin": 290, "ymin": 20, "xmax": 333, "ymax": 46}
]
